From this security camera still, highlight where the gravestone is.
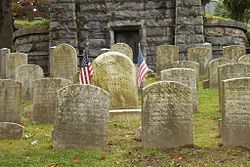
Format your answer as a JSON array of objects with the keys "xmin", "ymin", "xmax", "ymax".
[
  {"xmin": 32, "ymin": 78, "xmax": 72, "ymax": 124},
  {"xmin": 208, "ymin": 58, "xmax": 231, "ymax": 88},
  {"xmin": 109, "ymin": 43, "xmax": 133, "ymax": 60},
  {"xmin": 223, "ymin": 45, "xmax": 246, "ymax": 62},
  {"xmin": 0, "ymin": 122, "xmax": 23, "ymax": 139},
  {"xmin": 50, "ymin": 44, "xmax": 77, "ymax": 80},
  {"xmin": 187, "ymin": 47, "xmax": 212, "ymax": 75},
  {"xmin": 15, "ymin": 64, "xmax": 44, "ymax": 100},
  {"xmin": 238, "ymin": 54, "xmax": 250, "ymax": 64},
  {"xmin": 218, "ymin": 63, "xmax": 250, "ymax": 111},
  {"xmin": 53, "ymin": 85, "xmax": 110, "ymax": 149},
  {"xmin": 161, "ymin": 68, "xmax": 198, "ymax": 113},
  {"xmin": 1, "ymin": 53, "xmax": 28, "ymax": 79},
  {"xmin": 156, "ymin": 45, "xmax": 179, "ymax": 76},
  {"xmin": 142, "ymin": 81, "xmax": 193, "ymax": 149},
  {"xmin": 221, "ymin": 77, "xmax": 250, "ymax": 148},
  {"xmin": 92, "ymin": 51, "xmax": 138, "ymax": 109},
  {"xmin": 72, "ymin": 71, "xmax": 80, "ymax": 84},
  {"xmin": 0, "ymin": 48, "xmax": 10, "ymax": 78},
  {"xmin": 0, "ymin": 80, "xmax": 22, "ymax": 123}
]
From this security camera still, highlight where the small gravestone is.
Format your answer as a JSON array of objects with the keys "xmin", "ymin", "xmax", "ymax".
[
  {"xmin": 208, "ymin": 58, "xmax": 231, "ymax": 88},
  {"xmin": 161, "ymin": 68, "xmax": 198, "ymax": 113},
  {"xmin": 50, "ymin": 44, "xmax": 77, "ymax": 80},
  {"xmin": 238, "ymin": 54, "xmax": 250, "ymax": 64},
  {"xmin": 109, "ymin": 43, "xmax": 133, "ymax": 60},
  {"xmin": 0, "ymin": 48, "xmax": 10, "ymax": 78},
  {"xmin": 72, "ymin": 71, "xmax": 80, "ymax": 84},
  {"xmin": 222, "ymin": 77, "xmax": 250, "ymax": 148},
  {"xmin": 0, "ymin": 122, "xmax": 23, "ymax": 139},
  {"xmin": 223, "ymin": 45, "xmax": 246, "ymax": 62},
  {"xmin": 142, "ymin": 81, "xmax": 193, "ymax": 149},
  {"xmin": 156, "ymin": 45, "xmax": 179, "ymax": 76},
  {"xmin": 53, "ymin": 85, "xmax": 110, "ymax": 149},
  {"xmin": 15, "ymin": 64, "xmax": 44, "ymax": 100},
  {"xmin": 2, "ymin": 53, "xmax": 28, "ymax": 79},
  {"xmin": 0, "ymin": 79, "xmax": 22, "ymax": 123},
  {"xmin": 92, "ymin": 51, "xmax": 138, "ymax": 109},
  {"xmin": 187, "ymin": 47, "xmax": 212, "ymax": 75},
  {"xmin": 32, "ymin": 78, "xmax": 72, "ymax": 124},
  {"xmin": 218, "ymin": 63, "xmax": 250, "ymax": 111}
]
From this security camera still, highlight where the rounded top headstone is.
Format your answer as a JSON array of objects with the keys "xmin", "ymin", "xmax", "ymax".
[{"xmin": 109, "ymin": 43, "xmax": 133, "ymax": 60}]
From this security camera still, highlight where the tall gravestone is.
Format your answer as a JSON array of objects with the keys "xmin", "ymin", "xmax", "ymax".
[
  {"xmin": 156, "ymin": 45, "xmax": 179, "ymax": 76},
  {"xmin": 53, "ymin": 85, "xmax": 110, "ymax": 149},
  {"xmin": 208, "ymin": 58, "xmax": 231, "ymax": 88},
  {"xmin": 187, "ymin": 47, "xmax": 212, "ymax": 75},
  {"xmin": 223, "ymin": 45, "xmax": 246, "ymax": 62},
  {"xmin": 0, "ymin": 79, "xmax": 22, "ymax": 123},
  {"xmin": 0, "ymin": 48, "xmax": 10, "ymax": 78},
  {"xmin": 1, "ymin": 53, "xmax": 27, "ymax": 79},
  {"xmin": 221, "ymin": 77, "xmax": 250, "ymax": 148},
  {"xmin": 161, "ymin": 68, "xmax": 198, "ymax": 113},
  {"xmin": 218, "ymin": 63, "xmax": 250, "ymax": 111},
  {"xmin": 92, "ymin": 51, "xmax": 138, "ymax": 109},
  {"xmin": 15, "ymin": 64, "xmax": 44, "ymax": 100},
  {"xmin": 142, "ymin": 81, "xmax": 193, "ymax": 149},
  {"xmin": 50, "ymin": 44, "xmax": 77, "ymax": 80},
  {"xmin": 109, "ymin": 43, "xmax": 133, "ymax": 60},
  {"xmin": 238, "ymin": 54, "xmax": 250, "ymax": 64},
  {"xmin": 0, "ymin": 122, "xmax": 23, "ymax": 139},
  {"xmin": 32, "ymin": 78, "xmax": 72, "ymax": 124}
]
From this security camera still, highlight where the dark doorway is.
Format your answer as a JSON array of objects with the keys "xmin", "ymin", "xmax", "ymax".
[{"xmin": 114, "ymin": 29, "xmax": 140, "ymax": 63}]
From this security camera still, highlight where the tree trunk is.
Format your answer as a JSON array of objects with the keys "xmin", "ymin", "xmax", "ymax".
[{"xmin": 0, "ymin": 0, "xmax": 13, "ymax": 49}]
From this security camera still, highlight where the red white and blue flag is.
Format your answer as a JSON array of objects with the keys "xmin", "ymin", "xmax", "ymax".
[
  {"xmin": 137, "ymin": 44, "xmax": 149, "ymax": 87},
  {"xmin": 79, "ymin": 50, "xmax": 94, "ymax": 84}
]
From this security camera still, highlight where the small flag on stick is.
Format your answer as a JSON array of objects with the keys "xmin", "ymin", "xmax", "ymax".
[
  {"xmin": 79, "ymin": 50, "xmax": 94, "ymax": 85},
  {"xmin": 137, "ymin": 44, "xmax": 149, "ymax": 87}
]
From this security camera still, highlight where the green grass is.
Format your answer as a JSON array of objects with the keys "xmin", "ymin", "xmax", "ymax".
[
  {"xmin": 247, "ymin": 24, "xmax": 250, "ymax": 33},
  {"xmin": 1, "ymin": 76, "xmax": 250, "ymax": 166},
  {"xmin": 204, "ymin": 14, "xmax": 233, "ymax": 21},
  {"xmin": 14, "ymin": 20, "xmax": 49, "ymax": 28}
]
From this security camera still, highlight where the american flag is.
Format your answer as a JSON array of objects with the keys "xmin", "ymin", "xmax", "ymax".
[
  {"xmin": 79, "ymin": 50, "xmax": 94, "ymax": 84},
  {"xmin": 137, "ymin": 44, "xmax": 149, "ymax": 87}
]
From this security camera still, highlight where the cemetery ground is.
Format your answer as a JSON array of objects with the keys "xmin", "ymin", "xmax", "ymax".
[{"xmin": 1, "ymin": 77, "xmax": 250, "ymax": 166}]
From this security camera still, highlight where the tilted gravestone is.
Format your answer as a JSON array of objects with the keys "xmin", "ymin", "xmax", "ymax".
[
  {"xmin": 221, "ymin": 77, "xmax": 250, "ymax": 148},
  {"xmin": 161, "ymin": 68, "xmax": 198, "ymax": 113},
  {"xmin": 1, "ymin": 53, "xmax": 28, "ymax": 79},
  {"xmin": 32, "ymin": 78, "xmax": 72, "ymax": 124},
  {"xmin": 238, "ymin": 54, "xmax": 250, "ymax": 64},
  {"xmin": 218, "ymin": 63, "xmax": 250, "ymax": 111},
  {"xmin": 0, "ymin": 48, "xmax": 10, "ymax": 78},
  {"xmin": 223, "ymin": 45, "xmax": 246, "ymax": 62},
  {"xmin": 0, "ymin": 79, "xmax": 22, "ymax": 123},
  {"xmin": 109, "ymin": 43, "xmax": 133, "ymax": 60},
  {"xmin": 53, "ymin": 85, "xmax": 110, "ymax": 149},
  {"xmin": 50, "ymin": 44, "xmax": 77, "ymax": 80},
  {"xmin": 72, "ymin": 70, "xmax": 80, "ymax": 84},
  {"xmin": 15, "ymin": 64, "xmax": 44, "ymax": 100},
  {"xmin": 0, "ymin": 122, "xmax": 23, "ymax": 139},
  {"xmin": 92, "ymin": 51, "xmax": 138, "ymax": 109},
  {"xmin": 208, "ymin": 58, "xmax": 231, "ymax": 88},
  {"xmin": 187, "ymin": 47, "xmax": 212, "ymax": 75},
  {"xmin": 142, "ymin": 81, "xmax": 193, "ymax": 149},
  {"xmin": 156, "ymin": 45, "xmax": 179, "ymax": 76}
]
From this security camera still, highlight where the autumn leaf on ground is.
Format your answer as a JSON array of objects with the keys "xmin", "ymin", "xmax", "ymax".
[{"xmin": 73, "ymin": 157, "xmax": 81, "ymax": 164}]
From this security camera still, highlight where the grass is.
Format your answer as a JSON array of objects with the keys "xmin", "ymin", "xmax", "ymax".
[
  {"xmin": 14, "ymin": 20, "xmax": 49, "ymax": 28},
  {"xmin": 204, "ymin": 14, "xmax": 233, "ymax": 21},
  {"xmin": 1, "ymin": 76, "xmax": 250, "ymax": 166}
]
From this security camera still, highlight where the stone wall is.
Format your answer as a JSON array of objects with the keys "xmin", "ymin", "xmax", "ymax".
[{"xmin": 204, "ymin": 20, "xmax": 248, "ymax": 59}]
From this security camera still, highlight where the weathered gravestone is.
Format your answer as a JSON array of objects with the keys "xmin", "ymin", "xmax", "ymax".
[
  {"xmin": 32, "ymin": 78, "xmax": 72, "ymax": 124},
  {"xmin": 221, "ymin": 77, "xmax": 250, "ymax": 148},
  {"xmin": 142, "ymin": 81, "xmax": 193, "ymax": 149},
  {"xmin": 156, "ymin": 45, "xmax": 179, "ymax": 76},
  {"xmin": 50, "ymin": 44, "xmax": 77, "ymax": 80},
  {"xmin": 218, "ymin": 63, "xmax": 250, "ymax": 111},
  {"xmin": 238, "ymin": 54, "xmax": 250, "ymax": 64},
  {"xmin": 1, "ymin": 53, "xmax": 28, "ymax": 79},
  {"xmin": 72, "ymin": 70, "xmax": 80, "ymax": 84},
  {"xmin": 223, "ymin": 45, "xmax": 246, "ymax": 62},
  {"xmin": 187, "ymin": 47, "xmax": 212, "ymax": 75},
  {"xmin": 208, "ymin": 58, "xmax": 231, "ymax": 88},
  {"xmin": 161, "ymin": 68, "xmax": 198, "ymax": 113},
  {"xmin": 15, "ymin": 64, "xmax": 44, "ymax": 100},
  {"xmin": 0, "ymin": 122, "xmax": 23, "ymax": 139},
  {"xmin": 53, "ymin": 85, "xmax": 110, "ymax": 149},
  {"xmin": 92, "ymin": 51, "xmax": 138, "ymax": 109},
  {"xmin": 109, "ymin": 43, "xmax": 133, "ymax": 60},
  {"xmin": 0, "ymin": 80, "xmax": 22, "ymax": 123},
  {"xmin": 0, "ymin": 48, "xmax": 10, "ymax": 78}
]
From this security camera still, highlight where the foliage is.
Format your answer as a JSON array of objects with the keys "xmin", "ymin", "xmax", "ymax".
[
  {"xmin": 204, "ymin": 14, "xmax": 232, "ymax": 21},
  {"xmin": 214, "ymin": 0, "xmax": 230, "ymax": 18},
  {"xmin": 14, "ymin": 19, "xmax": 49, "ymax": 28}
]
